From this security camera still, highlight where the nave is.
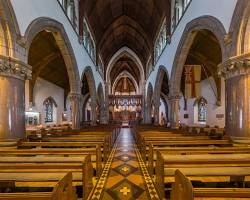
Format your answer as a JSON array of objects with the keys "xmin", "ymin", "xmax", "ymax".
[
  {"xmin": 90, "ymin": 128, "xmax": 159, "ymax": 200},
  {"xmin": 1, "ymin": 125, "xmax": 250, "ymax": 199}
]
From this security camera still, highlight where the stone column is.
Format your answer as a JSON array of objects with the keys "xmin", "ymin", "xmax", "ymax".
[
  {"xmin": 0, "ymin": 56, "xmax": 32, "ymax": 139},
  {"xmin": 104, "ymin": 81, "xmax": 110, "ymax": 123},
  {"xmin": 219, "ymin": 55, "xmax": 250, "ymax": 143},
  {"xmin": 99, "ymin": 103, "xmax": 107, "ymax": 124},
  {"xmin": 90, "ymin": 101, "xmax": 97, "ymax": 126},
  {"xmin": 143, "ymin": 103, "xmax": 149, "ymax": 124},
  {"xmin": 69, "ymin": 93, "xmax": 82, "ymax": 130},
  {"xmin": 169, "ymin": 95, "xmax": 180, "ymax": 129},
  {"xmin": 154, "ymin": 102, "xmax": 160, "ymax": 125}
]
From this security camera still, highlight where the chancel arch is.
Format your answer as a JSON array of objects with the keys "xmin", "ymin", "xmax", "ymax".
[
  {"xmin": 112, "ymin": 71, "xmax": 139, "ymax": 95},
  {"xmin": 106, "ymin": 47, "xmax": 145, "ymax": 94}
]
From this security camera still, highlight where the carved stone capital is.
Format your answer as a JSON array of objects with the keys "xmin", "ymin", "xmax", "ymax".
[
  {"xmin": 218, "ymin": 53, "xmax": 250, "ymax": 79},
  {"xmin": 169, "ymin": 94, "xmax": 181, "ymax": 101},
  {"xmin": 68, "ymin": 93, "xmax": 82, "ymax": 102},
  {"xmin": 0, "ymin": 55, "xmax": 32, "ymax": 80}
]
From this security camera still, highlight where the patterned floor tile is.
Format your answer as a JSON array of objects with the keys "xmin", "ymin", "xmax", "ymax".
[
  {"xmin": 89, "ymin": 128, "xmax": 160, "ymax": 200},
  {"xmin": 106, "ymin": 179, "xmax": 145, "ymax": 200}
]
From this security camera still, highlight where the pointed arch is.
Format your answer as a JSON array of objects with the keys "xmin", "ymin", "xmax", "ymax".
[
  {"xmin": 153, "ymin": 66, "xmax": 170, "ymax": 106},
  {"xmin": 106, "ymin": 46, "xmax": 145, "ymax": 94},
  {"xmin": 0, "ymin": 1, "xmax": 22, "ymax": 58},
  {"xmin": 23, "ymin": 17, "xmax": 81, "ymax": 94},
  {"xmin": 112, "ymin": 70, "xmax": 139, "ymax": 94},
  {"xmin": 170, "ymin": 16, "xmax": 227, "ymax": 100},
  {"xmin": 81, "ymin": 66, "xmax": 97, "ymax": 102},
  {"xmin": 228, "ymin": 0, "xmax": 250, "ymax": 56}
]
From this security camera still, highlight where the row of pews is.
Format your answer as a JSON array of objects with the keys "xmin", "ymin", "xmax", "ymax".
[
  {"xmin": 134, "ymin": 125, "xmax": 250, "ymax": 200},
  {"xmin": 0, "ymin": 125, "xmax": 120, "ymax": 200}
]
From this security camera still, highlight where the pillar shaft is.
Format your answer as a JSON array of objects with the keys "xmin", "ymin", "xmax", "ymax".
[
  {"xmin": 154, "ymin": 103, "xmax": 160, "ymax": 125},
  {"xmin": 170, "ymin": 96, "xmax": 180, "ymax": 129},
  {"xmin": 219, "ymin": 56, "xmax": 250, "ymax": 142},
  {"xmin": 69, "ymin": 93, "xmax": 81, "ymax": 130},
  {"xmin": 90, "ymin": 101, "xmax": 97, "ymax": 126},
  {"xmin": 0, "ymin": 56, "xmax": 31, "ymax": 139},
  {"xmin": 226, "ymin": 75, "xmax": 250, "ymax": 140}
]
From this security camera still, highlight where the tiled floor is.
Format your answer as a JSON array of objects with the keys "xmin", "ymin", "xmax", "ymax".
[{"xmin": 90, "ymin": 128, "xmax": 160, "ymax": 200}]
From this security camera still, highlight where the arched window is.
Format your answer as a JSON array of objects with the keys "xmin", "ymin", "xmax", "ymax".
[
  {"xmin": 43, "ymin": 97, "xmax": 57, "ymax": 123},
  {"xmin": 197, "ymin": 97, "xmax": 207, "ymax": 122}
]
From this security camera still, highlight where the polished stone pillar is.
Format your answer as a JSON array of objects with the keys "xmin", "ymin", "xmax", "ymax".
[
  {"xmin": 69, "ymin": 93, "xmax": 81, "ymax": 130},
  {"xmin": 103, "ymin": 81, "xmax": 110, "ymax": 123},
  {"xmin": 170, "ymin": 96, "xmax": 180, "ymax": 129},
  {"xmin": 0, "ymin": 56, "xmax": 31, "ymax": 139},
  {"xmin": 99, "ymin": 103, "xmax": 108, "ymax": 124},
  {"xmin": 154, "ymin": 102, "xmax": 160, "ymax": 125},
  {"xmin": 219, "ymin": 56, "xmax": 250, "ymax": 143},
  {"xmin": 90, "ymin": 101, "xmax": 97, "ymax": 126},
  {"xmin": 143, "ymin": 104, "xmax": 149, "ymax": 124}
]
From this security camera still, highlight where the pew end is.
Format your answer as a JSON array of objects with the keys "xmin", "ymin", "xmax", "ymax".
[
  {"xmin": 82, "ymin": 154, "xmax": 93, "ymax": 200},
  {"xmin": 156, "ymin": 151, "xmax": 165, "ymax": 198},
  {"xmin": 171, "ymin": 170, "xmax": 193, "ymax": 200}
]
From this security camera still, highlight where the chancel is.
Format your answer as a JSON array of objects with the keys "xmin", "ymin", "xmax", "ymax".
[{"xmin": 1, "ymin": 0, "xmax": 250, "ymax": 199}]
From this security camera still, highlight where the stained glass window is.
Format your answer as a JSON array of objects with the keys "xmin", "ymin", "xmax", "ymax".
[
  {"xmin": 198, "ymin": 97, "xmax": 207, "ymax": 122},
  {"xmin": 44, "ymin": 98, "xmax": 54, "ymax": 123}
]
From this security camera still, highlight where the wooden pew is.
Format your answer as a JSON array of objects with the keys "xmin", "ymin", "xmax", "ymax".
[
  {"xmin": 171, "ymin": 169, "xmax": 250, "ymax": 200},
  {"xmin": 156, "ymin": 152, "xmax": 250, "ymax": 198},
  {"xmin": 0, "ymin": 146, "xmax": 102, "ymax": 177},
  {"xmin": 139, "ymin": 139, "xmax": 232, "ymax": 162},
  {"xmin": 0, "ymin": 172, "xmax": 77, "ymax": 200},
  {"xmin": 148, "ymin": 145, "xmax": 250, "ymax": 176},
  {"xmin": 0, "ymin": 155, "xmax": 93, "ymax": 200}
]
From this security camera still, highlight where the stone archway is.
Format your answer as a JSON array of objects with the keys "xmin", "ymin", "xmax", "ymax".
[
  {"xmin": 170, "ymin": 16, "xmax": 227, "ymax": 98},
  {"xmin": 153, "ymin": 66, "xmax": 170, "ymax": 125},
  {"xmin": 81, "ymin": 66, "xmax": 97, "ymax": 125},
  {"xmin": 169, "ymin": 16, "xmax": 227, "ymax": 129},
  {"xmin": 24, "ymin": 17, "xmax": 81, "ymax": 94}
]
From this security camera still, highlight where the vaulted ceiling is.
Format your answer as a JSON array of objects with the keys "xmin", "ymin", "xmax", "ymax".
[
  {"xmin": 80, "ymin": 0, "xmax": 170, "ymax": 70},
  {"xmin": 110, "ymin": 55, "xmax": 140, "ymax": 86}
]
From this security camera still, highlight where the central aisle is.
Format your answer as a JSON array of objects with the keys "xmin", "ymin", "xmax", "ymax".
[{"xmin": 90, "ymin": 128, "xmax": 160, "ymax": 200}]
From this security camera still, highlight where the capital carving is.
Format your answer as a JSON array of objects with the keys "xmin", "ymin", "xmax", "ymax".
[
  {"xmin": 0, "ymin": 55, "xmax": 32, "ymax": 80},
  {"xmin": 69, "ymin": 93, "xmax": 82, "ymax": 102},
  {"xmin": 169, "ymin": 94, "xmax": 181, "ymax": 101},
  {"xmin": 218, "ymin": 53, "xmax": 250, "ymax": 79}
]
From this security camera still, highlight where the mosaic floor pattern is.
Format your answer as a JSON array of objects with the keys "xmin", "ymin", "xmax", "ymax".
[{"xmin": 90, "ymin": 128, "xmax": 160, "ymax": 200}]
